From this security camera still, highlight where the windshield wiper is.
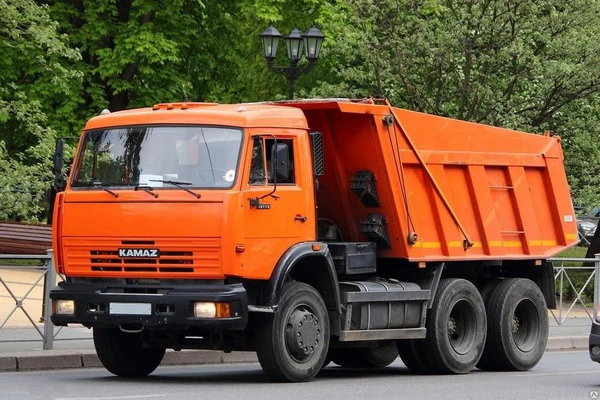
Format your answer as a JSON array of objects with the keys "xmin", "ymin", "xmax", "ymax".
[
  {"xmin": 134, "ymin": 185, "xmax": 159, "ymax": 198},
  {"xmin": 92, "ymin": 182, "xmax": 119, "ymax": 198},
  {"xmin": 150, "ymin": 180, "xmax": 201, "ymax": 199}
]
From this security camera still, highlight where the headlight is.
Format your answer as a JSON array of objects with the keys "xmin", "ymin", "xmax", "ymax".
[
  {"xmin": 54, "ymin": 300, "xmax": 75, "ymax": 315},
  {"xmin": 194, "ymin": 302, "xmax": 216, "ymax": 318}
]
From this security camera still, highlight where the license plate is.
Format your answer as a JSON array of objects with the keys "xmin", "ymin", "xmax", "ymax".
[{"xmin": 109, "ymin": 302, "xmax": 152, "ymax": 315}]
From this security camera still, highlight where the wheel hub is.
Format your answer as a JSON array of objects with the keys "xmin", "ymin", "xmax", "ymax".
[
  {"xmin": 512, "ymin": 315, "xmax": 520, "ymax": 334},
  {"xmin": 285, "ymin": 308, "xmax": 321, "ymax": 361},
  {"xmin": 447, "ymin": 317, "xmax": 457, "ymax": 337}
]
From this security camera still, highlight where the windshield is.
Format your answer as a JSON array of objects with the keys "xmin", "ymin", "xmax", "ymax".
[{"xmin": 72, "ymin": 126, "xmax": 243, "ymax": 189}]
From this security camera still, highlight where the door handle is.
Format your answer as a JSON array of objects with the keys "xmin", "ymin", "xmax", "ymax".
[{"xmin": 294, "ymin": 214, "xmax": 307, "ymax": 222}]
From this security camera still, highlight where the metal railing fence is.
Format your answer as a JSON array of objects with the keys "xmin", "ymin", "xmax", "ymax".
[
  {"xmin": 548, "ymin": 255, "xmax": 600, "ymax": 325},
  {"xmin": 0, "ymin": 252, "xmax": 598, "ymax": 349},
  {"xmin": 0, "ymin": 250, "xmax": 57, "ymax": 349}
]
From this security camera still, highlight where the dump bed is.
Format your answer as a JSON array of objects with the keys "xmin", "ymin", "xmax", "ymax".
[{"xmin": 289, "ymin": 100, "xmax": 578, "ymax": 261}]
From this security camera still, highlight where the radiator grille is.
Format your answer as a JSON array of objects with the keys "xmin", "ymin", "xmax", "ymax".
[{"xmin": 64, "ymin": 238, "xmax": 221, "ymax": 277}]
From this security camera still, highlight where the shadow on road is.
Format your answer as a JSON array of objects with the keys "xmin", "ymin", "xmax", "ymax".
[{"xmin": 66, "ymin": 364, "xmax": 428, "ymax": 386}]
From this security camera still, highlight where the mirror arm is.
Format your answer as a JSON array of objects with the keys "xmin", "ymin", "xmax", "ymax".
[
  {"xmin": 260, "ymin": 134, "xmax": 279, "ymax": 200},
  {"xmin": 53, "ymin": 138, "xmax": 65, "ymax": 192}
]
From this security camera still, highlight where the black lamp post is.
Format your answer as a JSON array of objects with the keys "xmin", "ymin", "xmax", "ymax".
[{"xmin": 259, "ymin": 25, "xmax": 325, "ymax": 100}]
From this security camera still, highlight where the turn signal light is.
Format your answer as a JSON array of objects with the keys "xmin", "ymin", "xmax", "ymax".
[
  {"xmin": 216, "ymin": 302, "xmax": 231, "ymax": 318},
  {"xmin": 596, "ymin": 303, "xmax": 600, "ymax": 322}
]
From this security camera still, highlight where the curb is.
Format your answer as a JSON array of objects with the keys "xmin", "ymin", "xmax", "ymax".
[
  {"xmin": 0, "ymin": 336, "xmax": 588, "ymax": 373},
  {"xmin": 545, "ymin": 335, "xmax": 588, "ymax": 351},
  {"xmin": 0, "ymin": 349, "xmax": 259, "ymax": 373}
]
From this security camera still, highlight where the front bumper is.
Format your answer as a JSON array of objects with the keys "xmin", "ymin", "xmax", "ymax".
[
  {"xmin": 50, "ymin": 281, "xmax": 248, "ymax": 330},
  {"xmin": 590, "ymin": 320, "xmax": 600, "ymax": 362}
]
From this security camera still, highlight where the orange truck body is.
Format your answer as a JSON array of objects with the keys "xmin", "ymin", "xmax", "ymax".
[
  {"xmin": 49, "ymin": 98, "xmax": 577, "ymax": 380},
  {"xmin": 53, "ymin": 100, "xmax": 577, "ymax": 281},
  {"xmin": 297, "ymin": 100, "xmax": 578, "ymax": 261}
]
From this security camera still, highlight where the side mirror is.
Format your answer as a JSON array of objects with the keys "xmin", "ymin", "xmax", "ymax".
[
  {"xmin": 53, "ymin": 138, "xmax": 65, "ymax": 192},
  {"xmin": 271, "ymin": 143, "xmax": 289, "ymax": 180},
  {"xmin": 310, "ymin": 132, "xmax": 324, "ymax": 176}
]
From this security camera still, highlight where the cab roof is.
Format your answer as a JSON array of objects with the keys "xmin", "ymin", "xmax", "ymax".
[{"xmin": 84, "ymin": 102, "xmax": 311, "ymax": 131}]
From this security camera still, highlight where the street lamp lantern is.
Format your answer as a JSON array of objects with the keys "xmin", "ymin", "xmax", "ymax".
[
  {"xmin": 259, "ymin": 25, "xmax": 326, "ymax": 99},
  {"xmin": 302, "ymin": 26, "xmax": 325, "ymax": 61},
  {"xmin": 259, "ymin": 25, "xmax": 283, "ymax": 62},
  {"xmin": 284, "ymin": 27, "xmax": 304, "ymax": 62}
]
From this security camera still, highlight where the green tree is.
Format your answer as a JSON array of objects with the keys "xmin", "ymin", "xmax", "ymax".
[
  {"xmin": 313, "ymin": 0, "xmax": 600, "ymax": 208},
  {"xmin": 0, "ymin": 0, "xmax": 81, "ymax": 221}
]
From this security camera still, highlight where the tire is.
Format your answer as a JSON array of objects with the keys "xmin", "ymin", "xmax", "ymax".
[
  {"xmin": 93, "ymin": 328, "xmax": 165, "ymax": 377},
  {"xmin": 397, "ymin": 339, "xmax": 431, "ymax": 374},
  {"xmin": 330, "ymin": 341, "xmax": 398, "ymax": 368},
  {"xmin": 479, "ymin": 278, "xmax": 548, "ymax": 371},
  {"xmin": 256, "ymin": 282, "xmax": 330, "ymax": 382},
  {"xmin": 329, "ymin": 348, "xmax": 365, "ymax": 368},
  {"xmin": 476, "ymin": 279, "xmax": 503, "ymax": 370},
  {"xmin": 362, "ymin": 340, "xmax": 399, "ymax": 368},
  {"xmin": 479, "ymin": 279, "xmax": 503, "ymax": 303},
  {"xmin": 320, "ymin": 350, "xmax": 333, "ymax": 370},
  {"xmin": 421, "ymin": 278, "xmax": 487, "ymax": 374}
]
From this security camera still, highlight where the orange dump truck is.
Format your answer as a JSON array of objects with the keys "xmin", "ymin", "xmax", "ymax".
[{"xmin": 50, "ymin": 99, "xmax": 578, "ymax": 381}]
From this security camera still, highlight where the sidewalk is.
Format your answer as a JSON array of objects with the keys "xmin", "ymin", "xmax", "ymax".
[{"xmin": 0, "ymin": 266, "xmax": 593, "ymax": 372}]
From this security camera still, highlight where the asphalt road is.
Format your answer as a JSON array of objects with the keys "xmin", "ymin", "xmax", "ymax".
[{"xmin": 0, "ymin": 351, "xmax": 598, "ymax": 400}]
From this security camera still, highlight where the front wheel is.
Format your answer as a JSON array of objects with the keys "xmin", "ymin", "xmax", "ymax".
[
  {"xmin": 93, "ymin": 328, "xmax": 165, "ymax": 377},
  {"xmin": 256, "ymin": 282, "xmax": 330, "ymax": 382}
]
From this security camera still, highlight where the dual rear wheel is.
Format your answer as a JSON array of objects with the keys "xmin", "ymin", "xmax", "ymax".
[
  {"xmin": 398, "ymin": 278, "xmax": 548, "ymax": 374},
  {"xmin": 477, "ymin": 278, "xmax": 548, "ymax": 371}
]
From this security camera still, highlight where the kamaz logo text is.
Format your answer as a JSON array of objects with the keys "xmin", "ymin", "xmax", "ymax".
[{"xmin": 118, "ymin": 248, "xmax": 160, "ymax": 258}]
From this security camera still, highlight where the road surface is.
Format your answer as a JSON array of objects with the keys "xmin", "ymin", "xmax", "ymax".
[{"xmin": 0, "ymin": 350, "xmax": 598, "ymax": 400}]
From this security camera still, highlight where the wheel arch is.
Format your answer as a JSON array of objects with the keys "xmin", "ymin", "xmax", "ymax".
[
  {"xmin": 262, "ymin": 242, "xmax": 341, "ymax": 316},
  {"xmin": 441, "ymin": 260, "xmax": 556, "ymax": 309},
  {"xmin": 495, "ymin": 261, "xmax": 557, "ymax": 309}
]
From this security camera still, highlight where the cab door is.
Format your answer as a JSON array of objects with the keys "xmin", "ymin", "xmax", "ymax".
[{"xmin": 241, "ymin": 132, "xmax": 315, "ymax": 279}]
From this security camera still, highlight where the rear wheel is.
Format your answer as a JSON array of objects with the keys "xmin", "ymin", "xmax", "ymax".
[
  {"xmin": 397, "ymin": 339, "xmax": 431, "ymax": 374},
  {"xmin": 93, "ymin": 328, "xmax": 165, "ymax": 377},
  {"xmin": 479, "ymin": 278, "xmax": 548, "ymax": 371},
  {"xmin": 256, "ymin": 282, "xmax": 330, "ymax": 382},
  {"xmin": 362, "ymin": 340, "xmax": 399, "ymax": 367},
  {"xmin": 476, "ymin": 279, "xmax": 503, "ymax": 370},
  {"xmin": 421, "ymin": 278, "xmax": 487, "ymax": 374},
  {"xmin": 330, "ymin": 341, "xmax": 398, "ymax": 368},
  {"xmin": 329, "ymin": 348, "xmax": 363, "ymax": 368}
]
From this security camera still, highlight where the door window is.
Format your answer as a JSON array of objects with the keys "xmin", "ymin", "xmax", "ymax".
[{"xmin": 249, "ymin": 137, "xmax": 266, "ymax": 185}]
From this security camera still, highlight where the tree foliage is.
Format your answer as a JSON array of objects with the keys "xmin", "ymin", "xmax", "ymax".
[
  {"xmin": 4, "ymin": 0, "xmax": 600, "ymax": 221},
  {"xmin": 312, "ymin": 0, "xmax": 600, "ymax": 208},
  {"xmin": 0, "ymin": 0, "xmax": 80, "ymax": 221}
]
